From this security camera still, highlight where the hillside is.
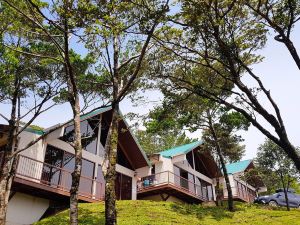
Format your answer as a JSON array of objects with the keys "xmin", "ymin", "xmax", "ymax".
[{"xmin": 36, "ymin": 200, "xmax": 300, "ymax": 225}]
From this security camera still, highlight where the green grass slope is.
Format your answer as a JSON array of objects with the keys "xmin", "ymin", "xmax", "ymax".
[{"xmin": 36, "ymin": 201, "xmax": 300, "ymax": 225}]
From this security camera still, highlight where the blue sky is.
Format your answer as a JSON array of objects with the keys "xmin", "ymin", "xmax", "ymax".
[{"xmin": 1, "ymin": 17, "xmax": 299, "ymax": 161}]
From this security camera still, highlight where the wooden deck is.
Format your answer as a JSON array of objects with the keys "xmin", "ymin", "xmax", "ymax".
[
  {"xmin": 223, "ymin": 179, "xmax": 256, "ymax": 203},
  {"xmin": 137, "ymin": 171, "xmax": 212, "ymax": 203},
  {"xmin": 13, "ymin": 155, "xmax": 104, "ymax": 202}
]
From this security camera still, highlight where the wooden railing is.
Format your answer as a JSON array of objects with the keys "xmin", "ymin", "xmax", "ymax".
[
  {"xmin": 15, "ymin": 155, "xmax": 104, "ymax": 201},
  {"xmin": 137, "ymin": 171, "xmax": 214, "ymax": 202},
  {"xmin": 234, "ymin": 179, "xmax": 256, "ymax": 202}
]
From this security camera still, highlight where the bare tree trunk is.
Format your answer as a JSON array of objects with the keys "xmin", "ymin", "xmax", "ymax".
[
  {"xmin": 282, "ymin": 39, "xmax": 300, "ymax": 71},
  {"xmin": 0, "ymin": 158, "xmax": 13, "ymax": 225},
  {"xmin": 280, "ymin": 172, "xmax": 290, "ymax": 211},
  {"xmin": 0, "ymin": 76, "xmax": 19, "ymax": 225},
  {"xmin": 62, "ymin": 6, "xmax": 83, "ymax": 224},
  {"xmin": 69, "ymin": 100, "xmax": 82, "ymax": 225},
  {"xmin": 105, "ymin": 105, "xmax": 119, "ymax": 225},
  {"xmin": 208, "ymin": 114, "xmax": 234, "ymax": 212},
  {"xmin": 215, "ymin": 176, "xmax": 222, "ymax": 207}
]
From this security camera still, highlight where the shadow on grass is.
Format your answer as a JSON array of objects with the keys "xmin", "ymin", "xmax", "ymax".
[
  {"xmin": 36, "ymin": 207, "xmax": 105, "ymax": 225},
  {"xmin": 78, "ymin": 207, "xmax": 105, "ymax": 225},
  {"xmin": 170, "ymin": 202, "xmax": 246, "ymax": 222}
]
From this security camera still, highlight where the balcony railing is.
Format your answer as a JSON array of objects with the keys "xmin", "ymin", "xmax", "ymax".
[
  {"xmin": 15, "ymin": 155, "xmax": 104, "ymax": 201},
  {"xmin": 235, "ymin": 179, "xmax": 256, "ymax": 202},
  {"xmin": 137, "ymin": 171, "xmax": 214, "ymax": 202}
]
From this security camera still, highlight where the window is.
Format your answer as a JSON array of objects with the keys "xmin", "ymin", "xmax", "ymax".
[
  {"xmin": 63, "ymin": 125, "xmax": 75, "ymax": 143},
  {"xmin": 151, "ymin": 164, "xmax": 155, "ymax": 175},
  {"xmin": 100, "ymin": 119, "xmax": 110, "ymax": 148},
  {"xmin": 42, "ymin": 145, "xmax": 64, "ymax": 187},
  {"xmin": 186, "ymin": 151, "xmax": 194, "ymax": 168},
  {"xmin": 61, "ymin": 115, "xmax": 100, "ymax": 155},
  {"xmin": 62, "ymin": 152, "xmax": 75, "ymax": 189},
  {"xmin": 195, "ymin": 177, "xmax": 203, "ymax": 197},
  {"xmin": 188, "ymin": 173, "xmax": 195, "ymax": 194},
  {"xmin": 207, "ymin": 184, "xmax": 214, "ymax": 201},
  {"xmin": 79, "ymin": 159, "xmax": 95, "ymax": 195},
  {"xmin": 201, "ymin": 180, "xmax": 208, "ymax": 200},
  {"xmin": 96, "ymin": 165, "xmax": 105, "ymax": 199},
  {"xmin": 82, "ymin": 117, "xmax": 99, "ymax": 155},
  {"xmin": 43, "ymin": 145, "xmax": 96, "ymax": 195},
  {"xmin": 81, "ymin": 159, "xmax": 95, "ymax": 178},
  {"xmin": 115, "ymin": 173, "xmax": 132, "ymax": 200}
]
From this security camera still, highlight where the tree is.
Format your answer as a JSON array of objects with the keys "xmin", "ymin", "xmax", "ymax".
[
  {"xmin": 0, "ymin": 1, "xmax": 97, "ymax": 224},
  {"xmin": 255, "ymin": 138, "xmax": 300, "ymax": 211},
  {"xmin": 79, "ymin": 1, "xmax": 170, "ymax": 224},
  {"xmin": 135, "ymin": 129, "xmax": 195, "ymax": 155},
  {"xmin": 201, "ymin": 108, "xmax": 248, "ymax": 208},
  {"xmin": 246, "ymin": 0, "xmax": 300, "ymax": 70},
  {"xmin": 143, "ymin": 91, "xmax": 249, "ymax": 211},
  {"xmin": 149, "ymin": 0, "xmax": 300, "ymax": 173},
  {"xmin": 0, "ymin": 24, "xmax": 63, "ymax": 225}
]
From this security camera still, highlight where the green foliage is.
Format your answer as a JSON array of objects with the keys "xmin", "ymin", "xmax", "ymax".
[
  {"xmin": 135, "ymin": 129, "xmax": 196, "ymax": 155},
  {"xmin": 202, "ymin": 107, "xmax": 249, "ymax": 163},
  {"xmin": 254, "ymin": 139, "xmax": 300, "ymax": 194},
  {"xmin": 35, "ymin": 200, "xmax": 300, "ymax": 225}
]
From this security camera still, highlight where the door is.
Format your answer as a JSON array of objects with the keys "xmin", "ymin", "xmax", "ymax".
[
  {"xmin": 276, "ymin": 192, "xmax": 288, "ymax": 206},
  {"xmin": 115, "ymin": 173, "xmax": 132, "ymax": 200},
  {"xmin": 180, "ymin": 170, "xmax": 189, "ymax": 190},
  {"xmin": 287, "ymin": 193, "xmax": 298, "ymax": 207}
]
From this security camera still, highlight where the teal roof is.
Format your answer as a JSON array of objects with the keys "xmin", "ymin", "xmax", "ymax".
[
  {"xmin": 80, "ymin": 106, "xmax": 112, "ymax": 120},
  {"xmin": 24, "ymin": 127, "xmax": 45, "ymax": 135},
  {"xmin": 159, "ymin": 141, "xmax": 203, "ymax": 158},
  {"xmin": 225, "ymin": 159, "xmax": 252, "ymax": 174}
]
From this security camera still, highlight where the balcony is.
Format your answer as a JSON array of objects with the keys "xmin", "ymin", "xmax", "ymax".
[
  {"xmin": 223, "ymin": 179, "xmax": 256, "ymax": 203},
  {"xmin": 13, "ymin": 155, "xmax": 104, "ymax": 202},
  {"xmin": 137, "ymin": 171, "xmax": 214, "ymax": 203}
]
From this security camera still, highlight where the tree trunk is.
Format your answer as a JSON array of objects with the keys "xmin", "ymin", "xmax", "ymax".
[
  {"xmin": 105, "ymin": 106, "xmax": 119, "ymax": 225},
  {"xmin": 215, "ymin": 176, "xmax": 222, "ymax": 207},
  {"xmin": 61, "ymin": 5, "xmax": 83, "ymax": 224},
  {"xmin": 69, "ymin": 98, "xmax": 83, "ymax": 225},
  {"xmin": 280, "ymin": 173, "xmax": 290, "ymax": 211},
  {"xmin": 0, "ymin": 158, "xmax": 13, "ymax": 225},
  {"xmin": 283, "ymin": 188, "xmax": 290, "ymax": 211},
  {"xmin": 0, "ymin": 76, "xmax": 19, "ymax": 225},
  {"xmin": 208, "ymin": 114, "xmax": 234, "ymax": 211},
  {"xmin": 282, "ymin": 39, "xmax": 300, "ymax": 71}
]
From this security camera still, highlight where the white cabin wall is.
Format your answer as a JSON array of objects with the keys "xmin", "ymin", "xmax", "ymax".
[{"xmin": 6, "ymin": 193, "xmax": 49, "ymax": 225}]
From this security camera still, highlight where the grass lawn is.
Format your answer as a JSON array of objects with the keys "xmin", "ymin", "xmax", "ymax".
[{"xmin": 35, "ymin": 200, "xmax": 300, "ymax": 225}]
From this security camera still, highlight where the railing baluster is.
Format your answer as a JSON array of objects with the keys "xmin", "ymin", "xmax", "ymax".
[{"xmin": 14, "ymin": 155, "xmax": 102, "ymax": 201}]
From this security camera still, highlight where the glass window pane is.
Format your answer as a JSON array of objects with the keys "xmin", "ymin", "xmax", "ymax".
[
  {"xmin": 62, "ymin": 125, "xmax": 75, "ymax": 142},
  {"xmin": 61, "ymin": 152, "xmax": 75, "ymax": 190},
  {"xmin": 186, "ymin": 151, "xmax": 194, "ymax": 168},
  {"xmin": 43, "ymin": 145, "xmax": 64, "ymax": 187},
  {"xmin": 83, "ymin": 117, "xmax": 99, "ymax": 155},
  {"xmin": 80, "ymin": 120, "xmax": 88, "ymax": 136},
  {"xmin": 188, "ymin": 173, "xmax": 195, "ymax": 194},
  {"xmin": 82, "ymin": 159, "xmax": 95, "ymax": 178},
  {"xmin": 207, "ymin": 184, "xmax": 214, "ymax": 201},
  {"xmin": 79, "ymin": 159, "xmax": 95, "ymax": 196}
]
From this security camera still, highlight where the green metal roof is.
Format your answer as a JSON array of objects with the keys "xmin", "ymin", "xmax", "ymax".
[
  {"xmin": 159, "ymin": 141, "xmax": 203, "ymax": 158},
  {"xmin": 24, "ymin": 127, "xmax": 45, "ymax": 135},
  {"xmin": 225, "ymin": 159, "xmax": 252, "ymax": 174},
  {"xmin": 80, "ymin": 106, "xmax": 112, "ymax": 120}
]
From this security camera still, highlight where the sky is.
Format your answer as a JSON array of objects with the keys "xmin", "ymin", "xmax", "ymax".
[{"xmin": 1, "ymin": 20, "xmax": 300, "ymax": 161}]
